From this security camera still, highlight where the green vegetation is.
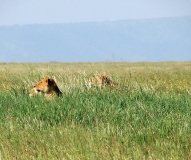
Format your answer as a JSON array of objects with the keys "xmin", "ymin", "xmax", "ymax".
[{"xmin": 0, "ymin": 62, "xmax": 191, "ymax": 159}]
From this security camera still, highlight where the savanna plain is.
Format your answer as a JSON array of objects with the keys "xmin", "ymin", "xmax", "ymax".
[{"xmin": 0, "ymin": 62, "xmax": 191, "ymax": 160}]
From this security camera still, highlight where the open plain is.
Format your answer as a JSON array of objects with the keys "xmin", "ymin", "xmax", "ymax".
[{"xmin": 0, "ymin": 62, "xmax": 191, "ymax": 159}]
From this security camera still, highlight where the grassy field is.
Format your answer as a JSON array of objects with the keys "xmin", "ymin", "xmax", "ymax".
[{"xmin": 0, "ymin": 62, "xmax": 191, "ymax": 159}]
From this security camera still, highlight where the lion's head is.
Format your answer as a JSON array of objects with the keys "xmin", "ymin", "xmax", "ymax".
[
  {"xmin": 29, "ymin": 77, "xmax": 62, "ymax": 98},
  {"xmin": 88, "ymin": 75, "xmax": 114, "ymax": 88}
]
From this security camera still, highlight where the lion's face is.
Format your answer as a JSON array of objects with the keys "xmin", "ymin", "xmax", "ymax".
[
  {"xmin": 89, "ymin": 75, "xmax": 113, "ymax": 88},
  {"xmin": 89, "ymin": 77, "xmax": 99, "ymax": 87},
  {"xmin": 29, "ymin": 87, "xmax": 42, "ymax": 97},
  {"xmin": 29, "ymin": 77, "xmax": 62, "ymax": 97}
]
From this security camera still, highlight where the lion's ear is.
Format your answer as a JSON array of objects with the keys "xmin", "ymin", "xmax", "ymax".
[{"xmin": 48, "ymin": 78, "xmax": 53, "ymax": 85}]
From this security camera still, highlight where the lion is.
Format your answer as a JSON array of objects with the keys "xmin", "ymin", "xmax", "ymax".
[
  {"xmin": 88, "ymin": 75, "xmax": 116, "ymax": 88},
  {"xmin": 29, "ymin": 77, "xmax": 62, "ymax": 98}
]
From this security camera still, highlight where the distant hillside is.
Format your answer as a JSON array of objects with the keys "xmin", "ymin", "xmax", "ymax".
[{"xmin": 0, "ymin": 16, "xmax": 191, "ymax": 62}]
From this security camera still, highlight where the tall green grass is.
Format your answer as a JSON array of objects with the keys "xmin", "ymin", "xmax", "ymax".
[{"xmin": 0, "ymin": 62, "xmax": 191, "ymax": 159}]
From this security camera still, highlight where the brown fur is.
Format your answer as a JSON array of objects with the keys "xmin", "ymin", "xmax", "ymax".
[
  {"xmin": 29, "ymin": 77, "xmax": 62, "ymax": 98},
  {"xmin": 88, "ymin": 75, "xmax": 115, "ymax": 88}
]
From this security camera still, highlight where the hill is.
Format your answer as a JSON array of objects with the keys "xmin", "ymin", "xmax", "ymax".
[{"xmin": 0, "ymin": 16, "xmax": 191, "ymax": 62}]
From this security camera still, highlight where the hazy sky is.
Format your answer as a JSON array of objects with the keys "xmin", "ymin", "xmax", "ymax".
[{"xmin": 1, "ymin": 0, "xmax": 191, "ymax": 26}]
